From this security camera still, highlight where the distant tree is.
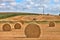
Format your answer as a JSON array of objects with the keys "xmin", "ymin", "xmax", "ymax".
[
  {"xmin": 47, "ymin": 13, "xmax": 50, "ymax": 15},
  {"xmin": 59, "ymin": 14, "xmax": 60, "ymax": 16}
]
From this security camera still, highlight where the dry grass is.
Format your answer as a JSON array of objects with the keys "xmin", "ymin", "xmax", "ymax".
[{"xmin": 0, "ymin": 14, "xmax": 60, "ymax": 40}]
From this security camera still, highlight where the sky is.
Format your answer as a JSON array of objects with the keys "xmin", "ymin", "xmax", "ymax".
[{"xmin": 0, "ymin": 0, "xmax": 60, "ymax": 15}]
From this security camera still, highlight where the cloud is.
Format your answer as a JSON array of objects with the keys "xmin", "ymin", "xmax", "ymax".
[
  {"xmin": 26, "ymin": 5, "xmax": 31, "ymax": 9},
  {"xmin": 0, "ymin": 0, "xmax": 59, "ymax": 15},
  {"xmin": 46, "ymin": 4, "xmax": 60, "ymax": 14},
  {"xmin": 40, "ymin": 0, "xmax": 50, "ymax": 4},
  {"xmin": 54, "ymin": 0, "xmax": 59, "ymax": 3},
  {"xmin": 30, "ymin": 1, "xmax": 34, "ymax": 5},
  {"xmin": 2, "ymin": 0, "xmax": 15, "ymax": 2},
  {"xmin": 26, "ymin": 0, "xmax": 32, "ymax": 2},
  {"xmin": 0, "ymin": 3, "xmax": 6, "ymax": 6},
  {"xmin": 10, "ymin": 2, "xmax": 17, "ymax": 6}
]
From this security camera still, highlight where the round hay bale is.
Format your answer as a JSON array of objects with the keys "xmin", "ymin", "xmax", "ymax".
[
  {"xmin": 49, "ymin": 21, "xmax": 55, "ymax": 27},
  {"xmin": 14, "ymin": 23, "xmax": 21, "ymax": 29},
  {"xmin": 2, "ymin": 24, "xmax": 11, "ymax": 31},
  {"xmin": 25, "ymin": 24, "xmax": 41, "ymax": 38}
]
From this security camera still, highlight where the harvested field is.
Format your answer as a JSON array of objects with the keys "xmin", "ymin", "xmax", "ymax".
[{"xmin": 0, "ymin": 12, "xmax": 60, "ymax": 40}]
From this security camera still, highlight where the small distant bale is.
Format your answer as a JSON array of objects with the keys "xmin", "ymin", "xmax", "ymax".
[
  {"xmin": 49, "ymin": 21, "xmax": 55, "ymax": 27},
  {"xmin": 33, "ymin": 18, "xmax": 37, "ymax": 21},
  {"xmin": 14, "ymin": 23, "xmax": 21, "ymax": 29},
  {"xmin": 2, "ymin": 24, "xmax": 11, "ymax": 31}
]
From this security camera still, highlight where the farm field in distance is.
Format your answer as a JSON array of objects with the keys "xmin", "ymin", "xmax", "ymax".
[{"xmin": 0, "ymin": 12, "xmax": 60, "ymax": 40}]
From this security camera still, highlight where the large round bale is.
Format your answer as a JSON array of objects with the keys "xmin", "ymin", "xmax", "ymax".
[
  {"xmin": 49, "ymin": 21, "xmax": 55, "ymax": 27},
  {"xmin": 25, "ymin": 24, "xmax": 41, "ymax": 38},
  {"xmin": 2, "ymin": 24, "xmax": 11, "ymax": 31},
  {"xmin": 14, "ymin": 23, "xmax": 21, "ymax": 29}
]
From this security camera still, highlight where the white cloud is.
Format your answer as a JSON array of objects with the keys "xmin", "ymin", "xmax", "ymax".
[
  {"xmin": 0, "ymin": 3, "xmax": 6, "ymax": 6},
  {"xmin": 2, "ymin": 0, "xmax": 15, "ymax": 2},
  {"xmin": 54, "ymin": 0, "xmax": 59, "ymax": 3},
  {"xmin": 26, "ymin": 0, "xmax": 34, "ymax": 5},
  {"xmin": 26, "ymin": 5, "xmax": 31, "ymax": 9},
  {"xmin": 38, "ymin": 7, "xmax": 43, "ymax": 10},
  {"xmin": 26, "ymin": 0, "xmax": 32, "ymax": 2},
  {"xmin": 10, "ymin": 2, "xmax": 17, "ymax": 6},
  {"xmin": 40, "ymin": 0, "xmax": 50, "ymax": 4},
  {"xmin": 42, "ymin": 4, "xmax": 48, "ymax": 8},
  {"xmin": 30, "ymin": 2, "xmax": 34, "ymax": 5},
  {"xmin": 35, "ymin": 4, "xmax": 40, "ymax": 6}
]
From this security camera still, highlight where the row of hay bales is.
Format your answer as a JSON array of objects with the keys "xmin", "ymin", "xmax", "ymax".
[
  {"xmin": 3, "ymin": 23, "xmax": 21, "ymax": 31},
  {"xmin": 2, "ymin": 21, "xmax": 55, "ymax": 31},
  {"xmin": 1, "ymin": 21, "xmax": 55, "ymax": 38}
]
